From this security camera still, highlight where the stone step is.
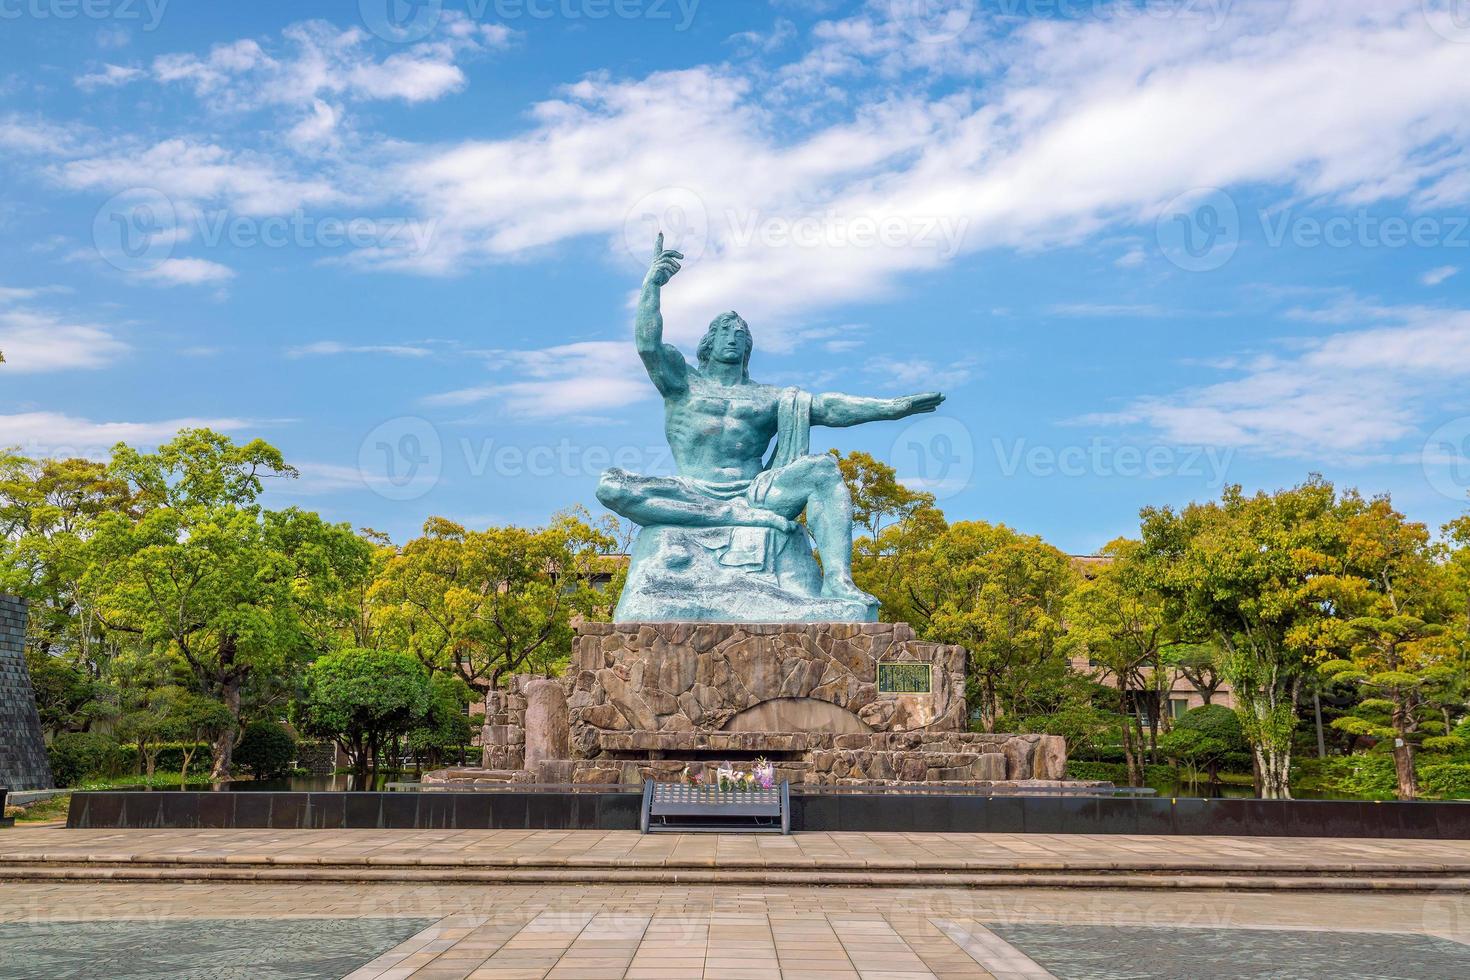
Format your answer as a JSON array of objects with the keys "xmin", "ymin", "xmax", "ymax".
[{"xmin": 1, "ymin": 862, "xmax": 1464, "ymax": 892}]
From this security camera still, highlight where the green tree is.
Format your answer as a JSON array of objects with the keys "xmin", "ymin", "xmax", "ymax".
[
  {"xmin": 406, "ymin": 673, "xmax": 477, "ymax": 771},
  {"xmin": 90, "ymin": 430, "xmax": 375, "ymax": 779},
  {"xmin": 234, "ymin": 721, "xmax": 298, "ymax": 780},
  {"xmin": 369, "ymin": 514, "xmax": 617, "ymax": 692},
  {"xmin": 296, "ymin": 647, "xmax": 432, "ymax": 778},
  {"xmin": 1140, "ymin": 479, "xmax": 1347, "ymax": 798},
  {"xmin": 0, "ymin": 454, "xmax": 134, "ymax": 701},
  {"xmin": 1315, "ymin": 497, "xmax": 1461, "ymax": 799},
  {"xmin": 836, "ymin": 451, "xmax": 948, "ymax": 624},
  {"xmin": 905, "ymin": 521, "xmax": 1076, "ymax": 731},
  {"xmin": 1065, "ymin": 538, "xmax": 1177, "ymax": 786},
  {"xmin": 1157, "ymin": 704, "xmax": 1246, "ymax": 786}
]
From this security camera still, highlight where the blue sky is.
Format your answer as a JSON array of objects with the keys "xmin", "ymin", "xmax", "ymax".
[{"xmin": 3, "ymin": 0, "xmax": 1470, "ymax": 553}]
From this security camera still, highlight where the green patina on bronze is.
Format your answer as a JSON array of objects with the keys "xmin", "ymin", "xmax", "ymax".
[{"xmin": 598, "ymin": 234, "xmax": 946, "ymax": 623}]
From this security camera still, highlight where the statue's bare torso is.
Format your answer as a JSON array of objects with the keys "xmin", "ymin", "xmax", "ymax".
[{"xmin": 665, "ymin": 379, "xmax": 781, "ymax": 482}]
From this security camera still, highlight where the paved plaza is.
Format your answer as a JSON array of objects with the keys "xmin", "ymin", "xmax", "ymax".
[
  {"xmin": 3, "ymin": 878, "xmax": 1470, "ymax": 979},
  {"xmin": 7, "ymin": 827, "xmax": 1470, "ymax": 882}
]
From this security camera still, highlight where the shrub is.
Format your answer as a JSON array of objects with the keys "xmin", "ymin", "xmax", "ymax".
[
  {"xmin": 1418, "ymin": 763, "xmax": 1470, "ymax": 799},
  {"xmin": 234, "ymin": 721, "xmax": 297, "ymax": 780},
  {"xmin": 1174, "ymin": 705, "xmax": 1247, "ymax": 751},
  {"xmin": 47, "ymin": 731, "xmax": 122, "ymax": 787},
  {"xmin": 1294, "ymin": 755, "xmax": 1398, "ymax": 799}
]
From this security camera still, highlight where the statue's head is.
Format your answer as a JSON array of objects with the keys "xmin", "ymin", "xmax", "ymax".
[{"xmin": 697, "ymin": 311, "xmax": 752, "ymax": 377}]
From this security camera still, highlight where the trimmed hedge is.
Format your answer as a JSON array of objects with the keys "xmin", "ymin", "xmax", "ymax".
[{"xmin": 47, "ymin": 731, "xmax": 123, "ymax": 787}]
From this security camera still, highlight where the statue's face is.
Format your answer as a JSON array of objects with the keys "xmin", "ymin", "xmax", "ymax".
[{"xmin": 708, "ymin": 318, "xmax": 751, "ymax": 365}]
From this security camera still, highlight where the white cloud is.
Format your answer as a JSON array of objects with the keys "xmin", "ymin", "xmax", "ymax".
[
  {"xmin": 75, "ymin": 64, "xmax": 145, "ymax": 90},
  {"xmin": 1047, "ymin": 303, "xmax": 1169, "ymax": 318},
  {"xmin": 864, "ymin": 355, "xmax": 972, "ymax": 391},
  {"xmin": 0, "ymin": 412, "xmax": 250, "ymax": 459},
  {"xmin": 287, "ymin": 340, "xmax": 433, "ymax": 358},
  {"xmin": 0, "ymin": 115, "xmax": 86, "ymax": 156},
  {"xmin": 322, "ymin": 0, "xmax": 1470, "ymax": 354},
  {"xmin": 1423, "ymin": 265, "xmax": 1459, "ymax": 286},
  {"xmin": 0, "ymin": 290, "xmax": 128, "ymax": 372},
  {"xmin": 55, "ymin": 138, "xmax": 341, "ymax": 216},
  {"xmin": 138, "ymin": 257, "xmax": 236, "ymax": 286},
  {"xmin": 1083, "ymin": 302, "xmax": 1470, "ymax": 459},
  {"xmin": 147, "ymin": 16, "xmax": 509, "ymax": 111},
  {"xmin": 424, "ymin": 341, "xmax": 652, "ymax": 419}
]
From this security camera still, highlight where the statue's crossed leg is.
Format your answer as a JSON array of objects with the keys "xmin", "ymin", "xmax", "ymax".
[{"xmin": 597, "ymin": 455, "xmax": 874, "ymax": 605}]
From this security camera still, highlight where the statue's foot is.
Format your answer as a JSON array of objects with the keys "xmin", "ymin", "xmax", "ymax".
[
  {"xmin": 821, "ymin": 577, "xmax": 878, "ymax": 607},
  {"xmin": 730, "ymin": 502, "xmax": 800, "ymax": 535}
]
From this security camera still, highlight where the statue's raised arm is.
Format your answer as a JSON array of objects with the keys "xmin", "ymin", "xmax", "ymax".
[{"xmin": 634, "ymin": 232, "xmax": 690, "ymax": 397}]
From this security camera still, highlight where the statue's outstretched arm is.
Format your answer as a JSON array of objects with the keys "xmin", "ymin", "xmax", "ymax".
[
  {"xmin": 812, "ymin": 391, "xmax": 945, "ymax": 428},
  {"xmin": 635, "ymin": 232, "xmax": 690, "ymax": 397}
]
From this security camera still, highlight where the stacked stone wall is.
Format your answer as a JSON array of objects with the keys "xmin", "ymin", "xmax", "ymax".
[{"xmin": 0, "ymin": 595, "xmax": 53, "ymax": 791}]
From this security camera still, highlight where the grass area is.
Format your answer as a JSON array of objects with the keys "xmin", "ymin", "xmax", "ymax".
[
  {"xmin": 4, "ymin": 794, "xmax": 71, "ymax": 825},
  {"xmin": 72, "ymin": 771, "xmax": 215, "ymax": 791}
]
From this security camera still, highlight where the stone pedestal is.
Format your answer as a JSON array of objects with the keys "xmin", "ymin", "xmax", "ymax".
[
  {"xmin": 428, "ymin": 620, "xmax": 1079, "ymax": 789},
  {"xmin": 567, "ymin": 621, "xmax": 967, "ymax": 750}
]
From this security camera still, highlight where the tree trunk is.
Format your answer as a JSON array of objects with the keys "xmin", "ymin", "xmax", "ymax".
[
  {"xmin": 1119, "ymin": 691, "xmax": 1140, "ymax": 787},
  {"xmin": 1391, "ymin": 697, "xmax": 1417, "ymax": 800},
  {"xmin": 209, "ymin": 677, "xmax": 241, "ymax": 782},
  {"xmin": 1255, "ymin": 745, "xmax": 1292, "ymax": 799},
  {"xmin": 1313, "ymin": 689, "xmax": 1326, "ymax": 759},
  {"xmin": 1392, "ymin": 738, "xmax": 1417, "ymax": 800}
]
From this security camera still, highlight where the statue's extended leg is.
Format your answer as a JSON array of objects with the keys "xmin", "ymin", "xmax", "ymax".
[
  {"xmin": 596, "ymin": 469, "xmax": 797, "ymax": 533},
  {"xmin": 760, "ymin": 455, "xmax": 876, "ymax": 605}
]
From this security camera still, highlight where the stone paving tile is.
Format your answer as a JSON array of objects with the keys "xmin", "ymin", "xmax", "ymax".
[
  {"xmin": 8, "ymin": 827, "xmax": 1470, "ymax": 875},
  {"xmin": 5, "ymin": 879, "xmax": 1470, "ymax": 978}
]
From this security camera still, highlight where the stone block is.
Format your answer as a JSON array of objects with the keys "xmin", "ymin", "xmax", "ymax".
[{"xmin": 524, "ymin": 679, "xmax": 570, "ymax": 767}]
